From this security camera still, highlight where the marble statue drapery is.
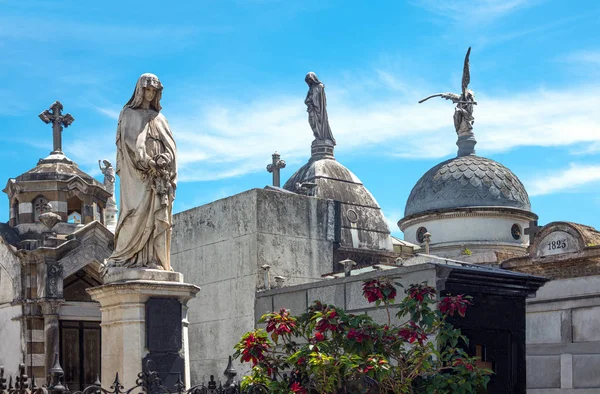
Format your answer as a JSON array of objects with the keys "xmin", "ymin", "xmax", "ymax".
[
  {"xmin": 305, "ymin": 72, "xmax": 336, "ymax": 144},
  {"xmin": 106, "ymin": 73, "xmax": 177, "ymax": 271}
]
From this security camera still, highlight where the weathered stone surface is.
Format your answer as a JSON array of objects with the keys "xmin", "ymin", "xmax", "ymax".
[
  {"xmin": 273, "ymin": 291, "xmax": 307, "ymax": 316},
  {"xmin": 573, "ymin": 306, "xmax": 600, "ymax": 342},
  {"xmin": 104, "ymin": 268, "xmax": 182, "ymax": 284},
  {"xmin": 0, "ymin": 304, "xmax": 22, "ymax": 378},
  {"xmin": 526, "ymin": 311, "xmax": 564, "ymax": 344},
  {"xmin": 87, "ymin": 274, "xmax": 199, "ymax": 389},
  {"xmin": 307, "ymin": 284, "xmax": 344, "ymax": 307},
  {"xmin": 404, "ymin": 155, "xmax": 530, "ymax": 217},
  {"xmin": 171, "ymin": 189, "xmax": 335, "ymax": 380},
  {"xmin": 283, "ymin": 157, "xmax": 392, "ymax": 252},
  {"xmin": 573, "ymin": 354, "xmax": 600, "ymax": 388},
  {"xmin": 526, "ymin": 355, "xmax": 560, "ymax": 388}
]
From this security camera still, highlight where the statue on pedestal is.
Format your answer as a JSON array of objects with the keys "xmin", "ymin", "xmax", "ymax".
[
  {"xmin": 105, "ymin": 73, "xmax": 177, "ymax": 272},
  {"xmin": 305, "ymin": 72, "xmax": 336, "ymax": 145},
  {"xmin": 419, "ymin": 47, "xmax": 477, "ymax": 137}
]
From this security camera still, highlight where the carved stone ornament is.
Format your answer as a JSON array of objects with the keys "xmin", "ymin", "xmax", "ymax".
[{"xmin": 46, "ymin": 262, "xmax": 64, "ymax": 298}]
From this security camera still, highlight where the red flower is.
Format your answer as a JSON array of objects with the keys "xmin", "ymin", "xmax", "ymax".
[
  {"xmin": 453, "ymin": 358, "xmax": 475, "ymax": 371},
  {"xmin": 362, "ymin": 279, "xmax": 397, "ymax": 304},
  {"xmin": 407, "ymin": 284, "xmax": 436, "ymax": 303},
  {"xmin": 439, "ymin": 295, "xmax": 472, "ymax": 317},
  {"xmin": 290, "ymin": 382, "xmax": 307, "ymax": 393},
  {"xmin": 315, "ymin": 307, "xmax": 342, "ymax": 333},
  {"xmin": 347, "ymin": 328, "xmax": 369, "ymax": 343},
  {"xmin": 313, "ymin": 331, "xmax": 325, "ymax": 341},
  {"xmin": 265, "ymin": 308, "xmax": 297, "ymax": 339},
  {"xmin": 238, "ymin": 331, "xmax": 271, "ymax": 366},
  {"xmin": 398, "ymin": 322, "xmax": 427, "ymax": 345}
]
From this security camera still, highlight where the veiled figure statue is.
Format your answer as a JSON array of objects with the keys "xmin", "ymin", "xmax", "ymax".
[
  {"xmin": 305, "ymin": 72, "xmax": 336, "ymax": 144},
  {"xmin": 106, "ymin": 73, "xmax": 177, "ymax": 272}
]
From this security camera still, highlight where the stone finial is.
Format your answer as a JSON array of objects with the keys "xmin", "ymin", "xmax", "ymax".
[
  {"xmin": 261, "ymin": 264, "xmax": 271, "ymax": 290},
  {"xmin": 39, "ymin": 203, "xmax": 62, "ymax": 232},
  {"xmin": 338, "ymin": 259, "xmax": 357, "ymax": 277},
  {"xmin": 39, "ymin": 101, "xmax": 75, "ymax": 154},
  {"xmin": 266, "ymin": 152, "xmax": 286, "ymax": 187},
  {"xmin": 423, "ymin": 232, "xmax": 432, "ymax": 254},
  {"xmin": 274, "ymin": 276, "xmax": 286, "ymax": 288}
]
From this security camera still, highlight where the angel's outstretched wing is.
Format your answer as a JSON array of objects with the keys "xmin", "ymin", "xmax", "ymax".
[
  {"xmin": 462, "ymin": 47, "xmax": 471, "ymax": 95},
  {"xmin": 418, "ymin": 92, "xmax": 460, "ymax": 103},
  {"xmin": 440, "ymin": 93, "xmax": 461, "ymax": 102}
]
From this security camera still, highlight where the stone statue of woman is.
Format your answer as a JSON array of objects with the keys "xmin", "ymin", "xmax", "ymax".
[
  {"xmin": 105, "ymin": 73, "xmax": 177, "ymax": 272},
  {"xmin": 305, "ymin": 72, "xmax": 336, "ymax": 144},
  {"xmin": 98, "ymin": 159, "xmax": 115, "ymax": 196}
]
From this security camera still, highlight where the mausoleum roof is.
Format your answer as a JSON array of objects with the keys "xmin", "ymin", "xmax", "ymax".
[
  {"xmin": 283, "ymin": 153, "xmax": 393, "ymax": 253},
  {"xmin": 404, "ymin": 155, "xmax": 530, "ymax": 217},
  {"xmin": 283, "ymin": 158, "xmax": 381, "ymax": 209},
  {"xmin": 15, "ymin": 153, "xmax": 102, "ymax": 187}
]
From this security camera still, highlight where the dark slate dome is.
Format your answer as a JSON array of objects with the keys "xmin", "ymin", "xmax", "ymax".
[
  {"xmin": 404, "ymin": 155, "xmax": 530, "ymax": 217},
  {"xmin": 283, "ymin": 158, "xmax": 381, "ymax": 209}
]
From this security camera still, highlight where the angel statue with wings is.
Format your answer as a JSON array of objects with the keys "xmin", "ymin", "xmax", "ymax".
[{"xmin": 419, "ymin": 47, "xmax": 477, "ymax": 137}]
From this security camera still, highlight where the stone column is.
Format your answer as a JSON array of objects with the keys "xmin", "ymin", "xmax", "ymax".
[
  {"xmin": 39, "ymin": 300, "xmax": 64, "ymax": 378},
  {"xmin": 87, "ymin": 269, "xmax": 199, "ymax": 390}
]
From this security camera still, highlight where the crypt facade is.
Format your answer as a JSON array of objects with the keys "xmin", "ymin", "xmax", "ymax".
[{"xmin": 0, "ymin": 102, "xmax": 115, "ymax": 389}]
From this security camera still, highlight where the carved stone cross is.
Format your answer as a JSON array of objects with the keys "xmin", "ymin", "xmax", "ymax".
[
  {"xmin": 39, "ymin": 101, "xmax": 75, "ymax": 154},
  {"xmin": 266, "ymin": 151, "xmax": 286, "ymax": 187},
  {"xmin": 524, "ymin": 220, "xmax": 542, "ymax": 241}
]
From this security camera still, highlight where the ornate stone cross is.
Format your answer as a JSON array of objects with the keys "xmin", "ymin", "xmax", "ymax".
[
  {"xmin": 266, "ymin": 151, "xmax": 286, "ymax": 187},
  {"xmin": 524, "ymin": 220, "xmax": 542, "ymax": 241},
  {"xmin": 39, "ymin": 101, "xmax": 75, "ymax": 154}
]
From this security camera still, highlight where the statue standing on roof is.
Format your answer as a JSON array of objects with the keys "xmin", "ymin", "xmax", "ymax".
[
  {"xmin": 99, "ymin": 159, "xmax": 115, "ymax": 197},
  {"xmin": 305, "ymin": 72, "xmax": 336, "ymax": 144},
  {"xmin": 419, "ymin": 47, "xmax": 477, "ymax": 137}
]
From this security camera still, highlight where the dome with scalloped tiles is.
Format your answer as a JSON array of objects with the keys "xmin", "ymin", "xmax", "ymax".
[{"xmin": 404, "ymin": 155, "xmax": 530, "ymax": 217}]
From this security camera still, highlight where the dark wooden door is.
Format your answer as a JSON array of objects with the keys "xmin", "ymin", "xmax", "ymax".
[{"xmin": 59, "ymin": 321, "xmax": 101, "ymax": 390}]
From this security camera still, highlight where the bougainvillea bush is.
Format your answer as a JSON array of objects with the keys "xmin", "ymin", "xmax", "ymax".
[{"xmin": 233, "ymin": 278, "xmax": 491, "ymax": 393}]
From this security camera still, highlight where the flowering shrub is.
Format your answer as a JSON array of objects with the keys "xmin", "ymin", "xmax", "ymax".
[{"xmin": 234, "ymin": 278, "xmax": 491, "ymax": 393}]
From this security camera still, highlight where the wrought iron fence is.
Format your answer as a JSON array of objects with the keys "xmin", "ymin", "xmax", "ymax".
[{"xmin": 0, "ymin": 356, "xmax": 268, "ymax": 394}]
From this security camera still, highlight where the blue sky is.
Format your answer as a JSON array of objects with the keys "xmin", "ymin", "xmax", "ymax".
[{"xmin": 2, "ymin": 0, "xmax": 600, "ymax": 236}]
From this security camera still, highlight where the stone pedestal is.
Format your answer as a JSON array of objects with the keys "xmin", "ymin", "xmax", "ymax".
[
  {"xmin": 104, "ymin": 198, "xmax": 118, "ymax": 233},
  {"xmin": 456, "ymin": 134, "xmax": 477, "ymax": 157},
  {"xmin": 311, "ymin": 139, "xmax": 335, "ymax": 159},
  {"xmin": 87, "ymin": 268, "xmax": 200, "ymax": 390}
]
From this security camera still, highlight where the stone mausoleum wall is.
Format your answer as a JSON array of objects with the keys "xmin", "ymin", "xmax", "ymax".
[
  {"xmin": 0, "ymin": 238, "xmax": 23, "ymax": 378},
  {"xmin": 526, "ymin": 275, "xmax": 600, "ymax": 392},
  {"xmin": 171, "ymin": 188, "xmax": 334, "ymax": 382},
  {"xmin": 255, "ymin": 264, "xmax": 436, "ymax": 327}
]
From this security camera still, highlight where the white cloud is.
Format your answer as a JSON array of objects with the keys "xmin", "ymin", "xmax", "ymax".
[
  {"xmin": 60, "ymin": 69, "xmax": 600, "ymax": 187},
  {"xmin": 526, "ymin": 163, "xmax": 600, "ymax": 196},
  {"xmin": 413, "ymin": 0, "xmax": 538, "ymax": 23},
  {"xmin": 93, "ymin": 106, "xmax": 120, "ymax": 120},
  {"xmin": 160, "ymin": 82, "xmax": 600, "ymax": 183},
  {"xmin": 561, "ymin": 50, "xmax": 600, "ymax": 66}
]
